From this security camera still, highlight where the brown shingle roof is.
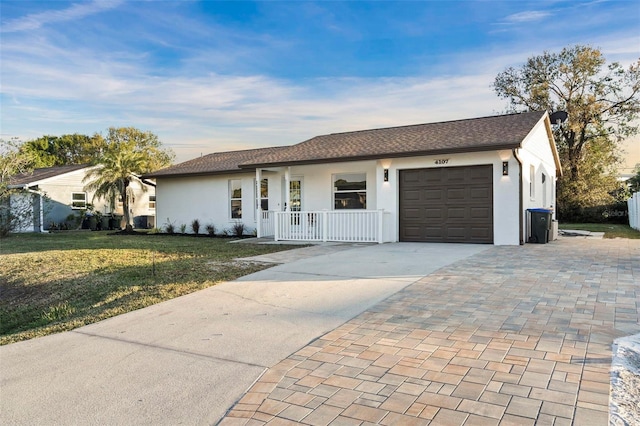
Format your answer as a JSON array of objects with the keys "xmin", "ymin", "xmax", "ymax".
[
  {"xmin": 9, "ymin": 164, "xmax": 90, "ymax": 187},
  {"xmin": 143, "ymin": 146, "xmax": 290, "ymax": 178},
  {"xmin": 241, "ymin": 111, "xmax": 547, "ymax": 167}
]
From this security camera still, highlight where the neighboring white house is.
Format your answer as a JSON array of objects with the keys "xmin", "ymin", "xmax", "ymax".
[
  {"xmin": 8, "ymin": 164, "xmax": 156, "ymax": 232},
  {"xmin": 145, "ymin": 111, "xmax": 561, "ymax": 245}
]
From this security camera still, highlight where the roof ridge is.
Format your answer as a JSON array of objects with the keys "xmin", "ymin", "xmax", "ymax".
[{"xmin": 322, "ymin": 111, "xmax": 544, "ymax": 137}]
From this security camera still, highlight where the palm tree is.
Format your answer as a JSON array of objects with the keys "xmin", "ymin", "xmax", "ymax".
[{"xmin": 83, "ymin": 149, "xmax": 146, "ymax": 232}]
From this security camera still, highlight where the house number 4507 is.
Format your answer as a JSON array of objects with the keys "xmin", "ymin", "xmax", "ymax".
[{"xmin": 435, "ymin": 159, "xmax": 449, "ymax": 165}]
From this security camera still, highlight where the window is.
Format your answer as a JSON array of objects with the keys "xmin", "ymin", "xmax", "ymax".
[
  {"xmin": 149, "ymin": 195, "xmax": 156, "ymax": 210},
  {"xmin": 529, "ymin": 165, "xmax": 535, "ymax": 199},
  {"xmin": 333, "ymin": 173, "xmax": 366, "ymax": 209},
  {"xmin": 230, "ymin": 179, "xmax": 242, "ymax": 218},
  {"xmin": 256, "ymin": 178, "xmax": 268, "ymax": 211},
  {"xmin": 71, "ymin": 192, "xmax": 87, "ymax": 209}
]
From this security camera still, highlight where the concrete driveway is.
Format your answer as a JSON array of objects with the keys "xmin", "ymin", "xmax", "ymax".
[{"xmin": 0, "ymin": 242, "xmax": 488, "ymax": 425}]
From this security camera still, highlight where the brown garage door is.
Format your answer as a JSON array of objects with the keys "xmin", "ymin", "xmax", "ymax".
[{"xmin": 399, "ymin": 165, "xmax": 493, "ymax": 243}]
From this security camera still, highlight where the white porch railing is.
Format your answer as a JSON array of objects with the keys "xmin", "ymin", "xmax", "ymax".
[
  {"xmin": 260, "ymin": 210, "xmax": 275, "ymax": 237},
  {"xmin": 273, "ymin": 210, "xmax": 384, "ymax": 243}
]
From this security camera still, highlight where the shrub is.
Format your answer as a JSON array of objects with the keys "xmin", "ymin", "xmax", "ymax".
[
  {"xmin": 558, "ymin": 202, "xmax": 629, "ymax": 224},
  {"xmin": 191, "ymin": 219, "xmax": 201, "ymax": 235},
  {"xmin": 231, "ymin": 221, "xmax": 245, "ymax": 238},
  {"xmin": 206, "ymin": 224, "xmax": 216, "ymax": 237},
  {"xmin": 164, "ymin": 218, "xmax": 175, "ymax": 234},
  {"xmin": 179, "ymin": 224, "xmax": 187, "ymax": 234}
]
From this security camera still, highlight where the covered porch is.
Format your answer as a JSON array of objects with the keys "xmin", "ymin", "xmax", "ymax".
[{"xmin": 253, "ymin": 164, "xmax": 391, "ymax": 243}]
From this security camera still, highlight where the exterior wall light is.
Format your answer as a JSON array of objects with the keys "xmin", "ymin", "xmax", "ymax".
[
  {"xmin": 502, "ymin": 161, "xmax": 509, "ymax": 176},
  {"xmin": 384, "ymin": 169, "xmax": 389, "ymax": 182}
]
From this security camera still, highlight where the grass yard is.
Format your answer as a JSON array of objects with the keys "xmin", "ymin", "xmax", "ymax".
[
  {"xmin": 559, "ymin": 223, "xmax": 640, "ymax": 239},
  {"xmin": 0, "ymin": 232, "xmax": 300, "ymax": 345}
]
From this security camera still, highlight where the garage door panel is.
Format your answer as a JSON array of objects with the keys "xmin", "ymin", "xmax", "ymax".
[
  {"xmin": 470, "ymin": 207, "xmax": 491, "ymax": 220},
  {"xmin": 470, "ymin": 227, "xmax": 492, "ymax": 239},
  {"xmin": 402, "ymin": 208, "xmax": 422, "ymax": 220},
  {"xmin": 424, "ymin": 189, "xmax": 444, "ymax": 201},
  {"xmin": 424, "ymin": 208, "xmax": 444, "ymax": 219},
  {"xmin": 470, "ymin": 187, "xmax": 492, "ymax": 200},
  {"xmin": 446, "ymin": 188, "xmax": 467, "ymax": 201},
  {"xmin": 447, "ymin": 207, "xmax": 467, "ymax": 219},
  {"xmin": 403, "ymin": 191, "xmax": 421, "ymax": 203},
  {"xmin": 424, "ymin": 227, "xmax": 445, "ymax": 239},
  {"xmin": 399, "ymin": 165, "xmax": 493, "ymax": 243}
]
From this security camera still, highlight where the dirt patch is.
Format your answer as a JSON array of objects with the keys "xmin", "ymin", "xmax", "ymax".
[{"xmin": 610, "ymin": 334, "xmax": 640, "ymax": 425}]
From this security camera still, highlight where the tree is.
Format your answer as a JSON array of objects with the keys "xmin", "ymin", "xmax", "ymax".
[
  {"xmin": 0, "ymin": 139, "xmax": 35, "ymax": 236},
  {"xmin": 97, "ymin": 127, "xmax": 174, "ymax": 173},
  {"xmin": 494, "ymin": 45, "xmax": 640, "ymax": 218},
  {"xmin": 20, "ymin": 134, "xmax": 107, "ymax": 168},
  {"xmin": 83, "ymin": 127, "xmax": 173, "ymax": 231},
  {"xmin": 628, "ymin": 164, "xmax": 640, "ymax": 194}
]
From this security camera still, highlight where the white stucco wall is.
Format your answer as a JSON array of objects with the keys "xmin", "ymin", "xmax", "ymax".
[
  {"xmin": 375, "ymin": 151, "xmax": 521, "ymax": 245},
  {"xmin": 156, "ymin": 174, "xmax": 259, "ymax": 234}
]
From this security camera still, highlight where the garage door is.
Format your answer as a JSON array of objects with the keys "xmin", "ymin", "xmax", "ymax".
[{"xmin": 399, "ymin": 165, "xmax": 493, "ymax": 243}]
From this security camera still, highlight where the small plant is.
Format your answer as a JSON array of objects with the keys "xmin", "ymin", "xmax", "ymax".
[
  {"xmin": 42, "ymin": 302, "xmax": 76, "ymax": 322},
  {"xmin": 164, "ymin": 218, "xmax": 175, "ymax": 234},
  {"xmin": 206, "ymin": 224, "xmax": 216, "ymax": 237},
  {"xmin": 148, "ymin": 227, "xmax": 162, "ymax": 234},
  {"xmin": 191, "ymin": 219, "xmax": 201, "ymax": 235},
  {"xmin": 231, "ymin": 221, "xmax": 245, "ymax": 238},
  {"xmin": 179, "ymin": 224, "xmax": 187, "ymax": 234}
]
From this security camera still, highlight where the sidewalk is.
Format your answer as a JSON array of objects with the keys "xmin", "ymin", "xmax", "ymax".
[{"xmin": 222, "ymin": 237, "xmax": 640, "ymax": 425}]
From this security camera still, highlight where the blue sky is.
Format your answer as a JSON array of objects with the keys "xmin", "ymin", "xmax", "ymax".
[{"xmin": 1, "ymin": 1, "xmax": 639, "ymax": 168}]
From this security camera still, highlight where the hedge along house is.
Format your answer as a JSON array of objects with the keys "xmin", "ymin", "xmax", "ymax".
[
  {"xmin": 145, "ymin": 111, "xmax": 561, "ymax": 245},
  {"xmin": 8, "ymin": 164, "xmax": 157, "ymax": 232}
]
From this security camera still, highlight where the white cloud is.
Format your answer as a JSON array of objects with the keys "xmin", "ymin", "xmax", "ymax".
[
  {"xmin": 1, "ymin": 0, "xmax": 122, "ymax": 33},
  {"xmin": 502, "ymin": 10, "xmax": 550, "ymax": 23}
]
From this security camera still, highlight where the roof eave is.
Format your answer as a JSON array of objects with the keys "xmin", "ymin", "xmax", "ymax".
[
  {"xmin": 142, "ymin": 168, "xmax": 256, "ymax": 179},
  {"xmin": 240, "ymin": 143, "xmax": 523, "ymax": 168}
]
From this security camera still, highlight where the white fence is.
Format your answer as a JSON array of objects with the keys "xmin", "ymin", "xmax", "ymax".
[
  {"xmin": 629, "ymin": 193, "xmax": 640, "ymax": 231},
  {"xmin": 260, "ymin": 210, "xmax": 274, "ymax": 237},
  {"xmin": 272, "ymin": 210, "xmax": 384, "ymax": 243}
]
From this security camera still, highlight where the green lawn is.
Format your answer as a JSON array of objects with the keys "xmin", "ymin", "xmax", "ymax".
[
  {"xmin": 0, "ymin": 232, "xmax": 300, "ymax": 345},
  {"xmin": 559, "ymin": 223, "xmax": 640, "ymax": 239}
]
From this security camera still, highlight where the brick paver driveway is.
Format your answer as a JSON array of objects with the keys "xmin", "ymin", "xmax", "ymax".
[{"xmin": 222, "ymin": 238, "xmax": 639, "ymax": 425}]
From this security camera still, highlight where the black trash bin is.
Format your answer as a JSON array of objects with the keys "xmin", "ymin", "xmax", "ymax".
[{"xmin": 528, "ymin": 208, "xmax": 553, "ymax": 243}]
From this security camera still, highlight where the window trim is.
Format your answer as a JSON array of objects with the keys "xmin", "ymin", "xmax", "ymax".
[
  {"xmin": 71, "ymin": 192, "xmax": 87, "ymax": 210},
  {"xmin": 332, "ymin": 172, "xmax": 367, "ymax": 210}
]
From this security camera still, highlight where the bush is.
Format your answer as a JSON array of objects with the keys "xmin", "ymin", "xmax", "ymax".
[
  {"xmin": 558, "ymin": 202, "xmax": 629, "ymax": 224},
  {"xmin": 179, "ymin": 224, "xmax": 187, "ymax": 234},
  {"xmin": 206, "ymin": 224, "xmax": 216, "ymax": 237},
  {"xmin": 164, "ymin": 218, "xmax": 175, "ymax": 234},
  {"xmin": 231, "ymin": 221, "xmax": 245, "ymax": 238},
  {"xmin": 191, "ymin": 219, "xmax": 201, "ymax": 235}
]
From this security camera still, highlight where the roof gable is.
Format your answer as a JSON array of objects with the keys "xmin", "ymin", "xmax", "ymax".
[
  {"xmin": 143, "ymin": 146, "xmax": 290, "ymax": 178},
  {"xmin": 9, "ymin": 164, "xmax": 91, "ymax": 187}
]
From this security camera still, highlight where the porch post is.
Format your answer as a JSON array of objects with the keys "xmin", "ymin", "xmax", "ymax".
[
  {"xmin": 377, "ymin": 210, "xmax": 384, "ymax": 244},
  {"xmin": 255, "ymin": 168, "xmax": 262, "ymax": 238},
  {"xmin": 284, "ymin": 167, "xmax": 291, "ymax": 212}
]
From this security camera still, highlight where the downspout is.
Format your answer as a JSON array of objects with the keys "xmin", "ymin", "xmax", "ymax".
[{"xmin": 513, "ymin": 148, "xmax": 524, "ymax": 245}]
